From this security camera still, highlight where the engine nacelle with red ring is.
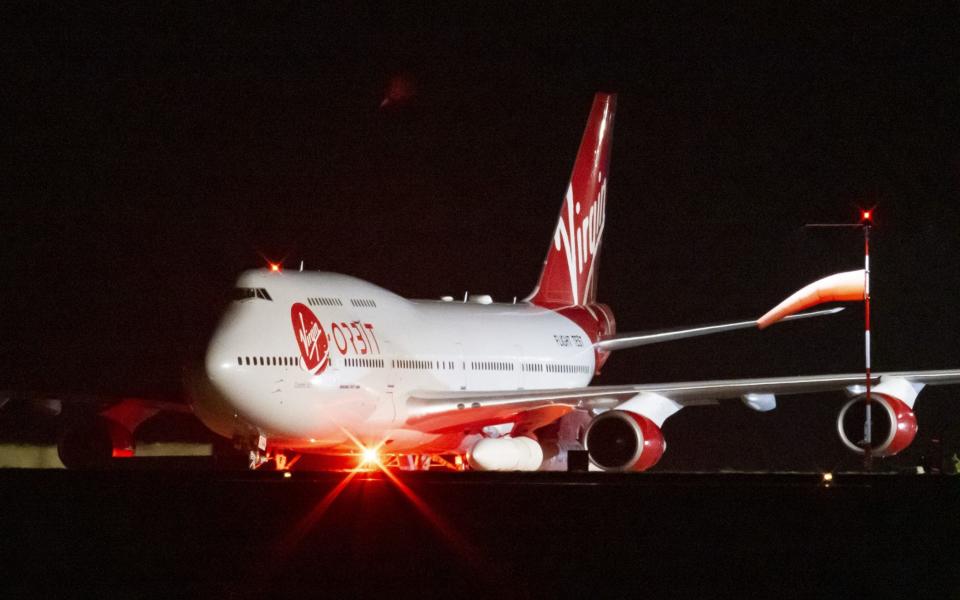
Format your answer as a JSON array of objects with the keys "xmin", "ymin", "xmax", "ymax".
[
  {"xmin": 837, "ymin": 394, "xmax": 917, "ymax": 457},
  {"xmin": 584, "ymin": 410, "xmax": 666, "ymax": 471},
  {"xmin": 836, "ymin": 376, "xmax": 924, "ymax": 457}
]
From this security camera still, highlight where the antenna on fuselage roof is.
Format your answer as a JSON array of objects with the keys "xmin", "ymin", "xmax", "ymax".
[
  {"xmin": 463, "ymin": 291, "xmax": 468, "ymax": 303},
  {"xmin": 299, "ymin": 260, "xmax": 304, "ymax": 272}
]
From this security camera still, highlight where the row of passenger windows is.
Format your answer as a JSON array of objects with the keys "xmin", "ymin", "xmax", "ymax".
[
  {"xmin": 236, "ymin": 355, "xmax": 589, "ymax": 374},
  {"xmin": 308, "ymin": 297, "xmax": 342, "ymax": 307},
  {"xmin": 392, "ymin": 359, "xmax": 455, "ymax": 370},
  {"xmin": 345, "ymin": 357, "xmax": 385, "ymax": 368},
  {"xmin": 305, "ymin": 297, "xmax": 379, "ymax": 308},
  {"xmin": 239, "ymin": 356, "xmax": 299, "ymax": 367},
  {"xmin": 471, "ymin": 360, "xmax": 515, "ymax": 372},
  {"xmin": 545, "ymin": 363, "xmax": 590, "ymax": 374}
]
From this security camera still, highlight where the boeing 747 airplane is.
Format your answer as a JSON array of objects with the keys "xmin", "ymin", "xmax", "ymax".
[{"xmin": 51, "ymin": 93, "xmax": 960, "ymax": 471}]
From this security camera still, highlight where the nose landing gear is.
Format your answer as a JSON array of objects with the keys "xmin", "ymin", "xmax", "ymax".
[
  {"xmin": 238, "ymin": 434, "xmax": 300, "ymax": 471},
  {"xmin": 248, "ymin": 449, "xmax": 269, "ymax": 470},
  {"xmin": 247, "ymin": 449, "xmax": 301, "ymax": 470}
]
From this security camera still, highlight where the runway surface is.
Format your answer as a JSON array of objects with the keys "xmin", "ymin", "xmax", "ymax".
[{"xmin": 2, "ymin": 469, "xmax": 958, "ymax": 598}]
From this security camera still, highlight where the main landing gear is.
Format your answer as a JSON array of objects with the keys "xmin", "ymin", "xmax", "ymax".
[
  {"xmin": 236, "ymin": 433, "xmax": 465, "ymax": 472},
  {"xmin": 391, "ymin": 453, "xmax": 466, "ymax": 472}
]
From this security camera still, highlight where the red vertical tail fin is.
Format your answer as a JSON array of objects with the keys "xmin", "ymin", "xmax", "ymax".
[{"xmin": 528, "ymin": 93, "xmax": 616, "ymax": 308}]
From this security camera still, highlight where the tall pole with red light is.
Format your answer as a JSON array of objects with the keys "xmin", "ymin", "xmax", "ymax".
[
  {"xmin": 861, "ymin": 209, "xmax": 873, "ymax": 470},
  {"xmin": 805, "ymin": 208, "xmax": 875, "ymax": 470}
]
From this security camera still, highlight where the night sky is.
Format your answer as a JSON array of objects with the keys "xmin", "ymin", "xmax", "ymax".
[{"xmin": 4, "ymin": 5, "xmax": 959, "ymax": 469}]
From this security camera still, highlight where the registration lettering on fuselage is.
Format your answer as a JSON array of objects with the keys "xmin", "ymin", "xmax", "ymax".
[{"xmin": 553, "ymin": 334, "xmax": 584, "ymax": 348}]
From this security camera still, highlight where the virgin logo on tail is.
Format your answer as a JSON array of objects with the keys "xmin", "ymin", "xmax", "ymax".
[
  {"xmin": 529, "ymin": 93, "xmax": 616, "ymax": 308},
  {"xmin": 291, "ymin": 303, "xmax": 329, "ymax": 374},
  {"xmin": 552, "ymin": 179, "xmax": 607, "ymax": 305}
]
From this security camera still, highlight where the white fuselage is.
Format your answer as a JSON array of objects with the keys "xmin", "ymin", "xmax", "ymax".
[{"xmin": 196, "ymin": 269, "xmax": 595, "ymax": 453}]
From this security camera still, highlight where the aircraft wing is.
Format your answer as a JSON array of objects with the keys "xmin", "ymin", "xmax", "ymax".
[
  {"xmin": 404, "ymin": 369, "xmax": 960, "ymax": 434},
  {"xmin": 0, "ymin": 390, "xmax": 190, "ymax": 432}
]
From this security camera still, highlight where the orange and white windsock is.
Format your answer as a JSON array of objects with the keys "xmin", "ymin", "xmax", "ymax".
[{"xmin": 756, "ymin": 269, "xmax": 865, "ymax": 329}]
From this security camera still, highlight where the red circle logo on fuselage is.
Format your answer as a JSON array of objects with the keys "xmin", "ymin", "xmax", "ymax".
[{"xmin": 291, "ymin": 303, "xmax": 329, "ymax": 374}]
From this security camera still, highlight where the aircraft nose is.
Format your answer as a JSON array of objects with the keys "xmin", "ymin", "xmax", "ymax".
[
  {"xmin": 206, "ymin": 342, "xmax": 237, "ymax": 380},
  {"xmin": 205, "ymin": 307, "xmax": 245, "ymax": 387}
]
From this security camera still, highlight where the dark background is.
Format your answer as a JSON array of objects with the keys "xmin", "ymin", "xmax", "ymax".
[
  {"xmin": 4, "ymin": 470, "xmax": 959, "ymax": 597},
  {"xmin": 3, "ymin": 4, "xmax": 959, "ymax": 469}
]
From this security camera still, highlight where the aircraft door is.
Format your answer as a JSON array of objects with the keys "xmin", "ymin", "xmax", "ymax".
[
  {"xmin": 382, "ymin": 340, "xmax": 400, "ymax": 420},
  {"xmin": 454, "ymin": 342, "xmax": 466, "ymax": 391},
  {"xmin": 513, "ymin": 343, "xmax": 524, "ymax": 389}
]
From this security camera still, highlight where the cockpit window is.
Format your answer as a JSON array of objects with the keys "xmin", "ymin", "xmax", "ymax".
[{"xmin": 233, "ymin": 287, "xmax": 273, "ymax": 301}]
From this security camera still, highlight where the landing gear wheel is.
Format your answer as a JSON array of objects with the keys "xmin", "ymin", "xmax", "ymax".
[{"xmin": 248, "ymin": 450, "xmax": 269, "ymax": 470}]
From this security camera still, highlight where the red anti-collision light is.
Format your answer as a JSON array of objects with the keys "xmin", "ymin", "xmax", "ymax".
[
  {"xmin": 269, "ymin": 263, "xmax": 282, "ymax": 273},
  {"xmin": 861, "ymin": 210, "xmax": 872, "ymax": 222}
]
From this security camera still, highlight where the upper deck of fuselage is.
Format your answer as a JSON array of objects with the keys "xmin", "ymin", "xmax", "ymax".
[
  {"xmin": 234, "ymin": 269, "xmax": 554, "ymax": 318},
  {"xmin": 230, "ymin": 269, "xmax": 589, "ymax": 356},
  {"xmin": 225, "ymin": 269, "xmax": 592, "ymax": 360},
  {"xmin": 235, "ymin": 269, "xmax": 403, "ymax": 302}
]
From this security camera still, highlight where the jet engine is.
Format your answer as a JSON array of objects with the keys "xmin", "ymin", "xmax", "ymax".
[
  {"xmin": 837, "ymin": 395, "xmax": 917, "ymax": 457},
  {"xmin": 584, "ymin": 410, "xmax": 666, "ymax": 471},
  {"xmin": 836, "ymin": 376, "xmax": 923, "ymax": 457},
  {"xmin": 57, "ymin": 416, "xmax": 135, "ymax": 469}
]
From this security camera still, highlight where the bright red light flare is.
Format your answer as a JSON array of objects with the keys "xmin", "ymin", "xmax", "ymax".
[
  {"xmin": 272, "ymin": 468, "xmax": 360, "ymax": 562},
  {"xmin": 340, "ymin": 429, "xmax": 483, "ymax": 565},
  {"xmin": 374, "ymin": 460, "xmax": 485, "ymax": 568},
  {"xmin": 269, "ymin": 262, "xmax": 282, "ymax": 273},
  {"xmin": 860, "ymin": 210, "xmax": 872, "ymax": 223},
  {"xmin": 360, "ymin": 446, "xmax": 380, "ymax": 468}
]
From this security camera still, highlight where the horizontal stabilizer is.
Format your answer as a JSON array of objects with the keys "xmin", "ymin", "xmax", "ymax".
[{"xmin": 595, "ymin": 307, "xmax": 844, "ymax": 352}]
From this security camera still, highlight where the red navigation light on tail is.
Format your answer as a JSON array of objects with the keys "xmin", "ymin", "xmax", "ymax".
[{"xmin": 528, "ymin": 93, "xmax": 617, "ymax": 308}]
